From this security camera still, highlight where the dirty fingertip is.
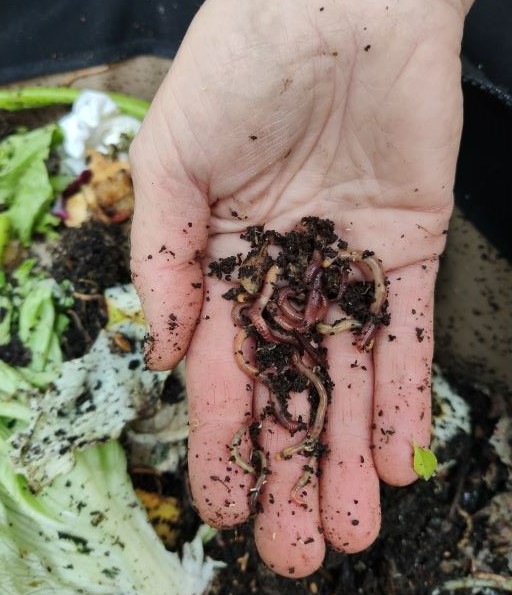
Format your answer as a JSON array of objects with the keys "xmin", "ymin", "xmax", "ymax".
[
  {"xmin": 373, "ymin": 430, "xmax": 428, "ymax": 487},
  {"xmin": 254, "ymin": 513, "xmax": 326, "ymax": 578},
  {"xmin": 320, "ymin": 456, "xmax": 381, "ymax": 554}
]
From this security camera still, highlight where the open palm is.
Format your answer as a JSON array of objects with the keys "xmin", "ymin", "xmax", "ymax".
[{"xmin": 130, "ymin": 0, "xmax": 471, "ymax": 577}]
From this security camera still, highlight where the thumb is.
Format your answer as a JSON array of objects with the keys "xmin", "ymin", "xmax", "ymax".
[{"xmin": 129, "ymin": 105, "xmax": 209, "ymax": 371}]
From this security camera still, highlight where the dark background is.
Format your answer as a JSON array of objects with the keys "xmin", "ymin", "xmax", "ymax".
[
  {"xmin": 1, "ymin": 0, "xmax": 511, "ymax": 260},
  {"xmin": 0, "ymin": 1, "xmax": 203, "ymax": 84}
]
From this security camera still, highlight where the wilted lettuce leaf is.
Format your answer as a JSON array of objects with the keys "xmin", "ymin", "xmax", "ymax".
[
  {"xmin": 1, "ymin": 259, "xmax": 72, "ymax": 373},
  {"xmin": 0, "ymin": 427, "xmax": 222, "ymax": 595},
  {"xmin": 0, "ymin": 124, "xmax": 60, "ymax": 245}
]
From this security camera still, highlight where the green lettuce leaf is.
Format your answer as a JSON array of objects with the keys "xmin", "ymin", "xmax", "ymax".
[
  {"xmin": 1, "ymin": 260, "xmax": 71, "ymax": 375},
  {"xmin": 0, "ymin": 427, "xmax": 222, "ymax": 595},
  {"xmin": 0, "ymin": 124, "xmax": 60, "ymax": 246}
]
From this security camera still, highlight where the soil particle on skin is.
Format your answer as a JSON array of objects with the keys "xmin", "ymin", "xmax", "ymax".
[
  {"xmin": 168, "ymin": 313, "xmax": 178, "ymax": 332},
  {"xmin": 340, "ymin": 281, "xmax": 387, "ymax": 326},
  {"xmin": 208, "ymin": 255, "xmax": 239, "ymax": 280}
]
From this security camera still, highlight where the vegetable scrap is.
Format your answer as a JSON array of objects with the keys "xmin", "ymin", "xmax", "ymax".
[
  {"xmin": 9, "ymin": 326, "xmax": 168, "ymax": 489},
  {"xmin": 0, "ymin": 123, "xmax": 62, "ymax": 246},
  {"xmin": 412, "ymin": 441, "xmax": 438, "ymax": 481},
  {"xmin": 62, "ymin": 150, "xmax": 134, "ymax": 227},
  {"xmin": 136, "ymin": 488, "xmax": 186, "ymax": 549}
]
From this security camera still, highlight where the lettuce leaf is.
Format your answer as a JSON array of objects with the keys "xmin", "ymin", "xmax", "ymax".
[
  {"xmin": 0, "ymin": 125, "xmax": 60, "ymax": 246},
  {"xmin": 1, "ymin": 259, "xmax": 72, "ymax": 374},
  {"xmin": 10, "ymin": 328, "xmax": 168, "ymax": 489},
  {"xmin": 0, "ymin": 427, "xmax": 222, "ymax": 595}
]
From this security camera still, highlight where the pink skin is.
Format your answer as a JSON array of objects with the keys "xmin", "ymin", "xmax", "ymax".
[{"xmin": 130, "ymin": 0, "xmax": 475, "ymax": 577}]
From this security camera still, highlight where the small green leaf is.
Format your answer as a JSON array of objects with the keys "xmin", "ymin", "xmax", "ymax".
[{"xmin": 413, "ymin": 441, "xmax": 438, "ymax": 480}]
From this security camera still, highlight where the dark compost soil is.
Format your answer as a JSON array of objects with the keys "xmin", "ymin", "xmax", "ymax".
[{"xmin": 51, "ymin": 220, "xmax": 131, "ymax": 359}]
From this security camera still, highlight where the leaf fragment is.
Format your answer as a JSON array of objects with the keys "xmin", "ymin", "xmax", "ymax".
[{"xmin": 413, "ymin": 441, "xmax": 438, "ymax": 480}]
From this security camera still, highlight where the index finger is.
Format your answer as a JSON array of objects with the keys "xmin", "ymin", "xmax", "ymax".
[
  {"xmin": 129, "ymin": 109, "xmax": 209, "ymax": 370},
  {"xmin": 186, "ymin": 275, "xmax": 254, "ymax": 527}
]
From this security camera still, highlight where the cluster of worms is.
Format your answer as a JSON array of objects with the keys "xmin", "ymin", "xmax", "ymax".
[{"xmin": 208, "ymin": 217, "xmax": 389, "ymax": 512}]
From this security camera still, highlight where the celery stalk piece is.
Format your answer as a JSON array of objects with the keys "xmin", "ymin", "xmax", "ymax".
[
  {"xmin": 0, "ymin": 212, "xmax": 10, "ymax": 264},
  {"xmin": 0, "ymin": 87, "xmax": 149, "ymax": 120}
]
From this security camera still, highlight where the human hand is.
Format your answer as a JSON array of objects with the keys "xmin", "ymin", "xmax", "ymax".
[{"xmin": 130, "ymin": 0, "xmax": 474, "ymax": 577}]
